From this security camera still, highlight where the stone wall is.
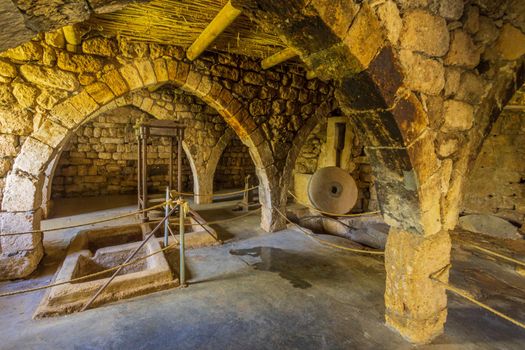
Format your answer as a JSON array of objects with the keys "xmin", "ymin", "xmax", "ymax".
[
  {"xmin": 51, "ymin": 90, "xmax": 256, "ymax": 198},
  {"xmin": 463, "ymin": 106, "xmax": 525, "ymax": 225},
  {"xmin": 214, "ymin": 138, "xmax": 255, "ymax": 190}
]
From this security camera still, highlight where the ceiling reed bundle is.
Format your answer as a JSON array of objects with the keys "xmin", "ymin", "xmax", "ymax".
[{"xmin": 88, "ymin": 0, "xmax": 286, "ymax": 59}]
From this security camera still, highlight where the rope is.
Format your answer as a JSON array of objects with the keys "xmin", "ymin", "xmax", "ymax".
[
  {"xmin": 288, "ymin": 191, "xmax": 380, "ymax": 217},
  {"xmin": 430, "ymin": 266, "xmax": 525, "ymax": 330},
  {"xmin": 0, "ymin": 241, "xmax": 178, "ymax": 298},
  {"xmin": 171, "ymin": 185, "xmax": 259, "ymax": 197},
  {"xmin": 0, "ymin": 202, "xmax": 168, "ymax": 237},
  {"xmin": 456, "ymin": 240, "xmax": 525, "ymax": 268},
  {"xmin": 150, "ymin": 207, "xmax": 262, "ymax": 226},
  {"xmin": 274, "ymin": 207, "xmax": 384, "ymax": 255}
]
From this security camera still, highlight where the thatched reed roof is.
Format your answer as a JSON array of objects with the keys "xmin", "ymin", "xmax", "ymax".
[{"xmin": 88, "ymin": 0, "xmax": 286, "ymax": 59}]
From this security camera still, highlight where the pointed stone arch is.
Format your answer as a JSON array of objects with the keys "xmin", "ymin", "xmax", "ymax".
[{"xmin": 0, "ymin": 58, "xmax": 278, "ymax": 279}]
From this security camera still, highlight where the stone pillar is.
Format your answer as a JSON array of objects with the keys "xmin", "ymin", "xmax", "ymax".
[
  {"xmin": 194, "ymin": 176, "xmax": 213, "ymax": 205},
  {"xmin": 0, "ymin": 210, "xmax": 44, "ymax": 280},
  {"xmin": 384, "ymin": 227, "xmax": 451, "ymax": 344}
]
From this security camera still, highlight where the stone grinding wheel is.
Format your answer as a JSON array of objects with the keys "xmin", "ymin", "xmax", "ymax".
[{"xmin": 308, "ymin": 166, "xmax": 358, "ymax": 215}]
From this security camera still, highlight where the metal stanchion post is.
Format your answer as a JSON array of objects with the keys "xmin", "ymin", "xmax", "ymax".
[
  {"xmin": 179, "ymin": 199, "xmax": 186, "ymax": 287},
  {"xmin": 164, "ymin": 187, "xmax": 170, "ymax": 247}
]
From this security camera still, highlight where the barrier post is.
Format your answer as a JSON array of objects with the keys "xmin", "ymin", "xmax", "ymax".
[
  {"xmin": 179, "ymin": 199, "xmax": 187, "ymax": 287},
  {"xmin": 164, "ymin": 187, "xmax": 170, "ymax": 247}
]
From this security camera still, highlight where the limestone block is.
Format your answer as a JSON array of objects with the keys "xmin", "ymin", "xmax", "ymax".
[
  {"xmin": 13, "ymin": 137, "xmax": 54, "ymax": 177},
  {"xmin": 441, "ymin": 99, "xmax": 474, "ymax": 132},
  {"xmin": 20, "ymin": 65, "xmax": 79, "ymax": 91},
  {"xmin": 0, "ymin": 210, "xmax": 42, "ymax": 252},
  {"xmin": 0, "ymin": 108, "xmax": 32, "ymax": 135},
  {"xmin": 134, "ymin": 59, "xmax": 157, "ymax": 86},
  {"xmin": 399, "ymin": 50, "xmax": 444, "ymax": 95},
  {"xmin": 0, "ymin": 246, "xmax": 43, "ymax": 280},
  {"xmin": 0, "ymin": 134, "xmax": 18, "ymax": 156},
  {"xmin": 444, "ymin": 67, "xmax": 462, "ymax": 97},
  {"xmin": 464, "ymin": 6, "xmax": 480, "ymax": 34},
  {"xmin": 69, "ymin": 91, "xmax": 99, "ymax": 120},
  {"xmin": 400, "ymin": 10, "xmax": 449, "ymax": 57},
  {"xmin": 0, "ymin": 60, "xmax": 17, "ymax": 79},
  {"xmin": 42, "ymin": 47, "xmax": 57, "ymax": 66},
  {"xmin": 456, "ymin": 72, "xmax": 485, "ymax": 104},
  {"xmin": 444, "ymin": 30, "xmax": 481, "ymax": 68},
  {"xmin": 310, "ymin": 0, "xmax": 359, "ymax": 38},
  {"xmin": 82, "ymin": 37, "xmax": 117, "ymax": 57},
  {"xmin": 438, "ymin": 138, "xmax": 459, "ymax": 157},
  {"xmin": 458, "ymin": 214, "xmax": 521, "ymax": 239},
  {"xmin": 1, "ymin": 173, "xmax": 42, "ymax": 212},
  {"xmin": 153, "ymin": 58, "xmax": 168, "ymax": 83},
  {"xmin": 438, "ymin": 0, "xmax": 463, "ymax": 20},
  {"xmin": 100, "ymin": 69, "xmax": 129, "ymax": 96},
  {"xmin": 57, "ymin": 52, "xmax": 105, "ymax": 73},
  {"xmin": 45, "ymin": 29, "xmax": 66, "ymax": 48},
  {"xmin": 210, "ymin": 64, "xmax": 239, "ymax": 81},
  {"xmin": 1, "ymin": 42, "xmax": 42, "ymax": 61},
  {"xmin": 343, "ymin": 4, "xmax": 385, "ymax": 68},
  {"xmin": 475, "ymin": 16, "xmax": 499, "ymax": 45},
  {"xmin": 12, "ymin": 82, "xmax": 38, "ymax": 108},
  {"xmin": 375, "ymin": 0, "xmax": 402, "ymax": 45},
  {"xmin": 243, "ymin": 72, "xmax": 265, "ymax": 86},
  {"xmin": 32, "ymin": 118, "xmax": 68, "ymax": 149},
  {"xmin": 36, "ymin": 87, "xmax": 69, "ymax": 109},
  {"xmin": 119, "ymin": 65, "xmax": 143, "ymax": 90},
  {"xmin": 385, "ymin": 228, "xmax": 450, "ymax": 344},
  {"xmin": 496, "ymin": 24, "xmax": 525, "ymax": 61},
  {"xmin": 0, "ymin": 84, "xmax": 15, "ymax": 107},
  {"xmin": 0, "ymin": 158, "xmax": 12, "ymax": 177},
  {"xmin": 85, "ymin": 82, "xmax": 115, "ymax": 105}
]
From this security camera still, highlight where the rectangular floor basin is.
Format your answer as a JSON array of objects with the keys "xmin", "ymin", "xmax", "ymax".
[{"xmin": 34, "ymin": 224, "xmax": 178, "ymax": 318}]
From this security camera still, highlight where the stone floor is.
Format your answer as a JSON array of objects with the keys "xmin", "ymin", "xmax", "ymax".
[{"xmin": 0, "ymin": 196, "xmax": 524, "ymax": 349}]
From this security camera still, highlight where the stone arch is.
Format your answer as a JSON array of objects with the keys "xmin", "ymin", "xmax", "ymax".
[
  {"xmin": 0, "ymin": 59, "xmax": 277, "ymax": 278},
  {"xmin": 237, "ymin": 0, "xmax": 432, "ymax": 235}
]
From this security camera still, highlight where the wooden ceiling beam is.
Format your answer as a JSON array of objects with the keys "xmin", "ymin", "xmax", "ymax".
[
  {"xmin": 186, "ymin": 1, "xmax": 242, "ymax": 61},
  {"xmin": 261, "ymin": 47, "xmax": 298, "ymax": 69}
]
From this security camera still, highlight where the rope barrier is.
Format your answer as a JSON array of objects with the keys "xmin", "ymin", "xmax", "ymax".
[
  {"xmin": 456, "ymin": 240, "xmax": 525, "ymax": 268},
  {"xmin": 0, "ymin": 202, "xmax": 169, "ymax": 237},
  {"xmin": 0, "ymin": 241, "xmax": 179, "ymax": 298},
  {"xmin": 274, "ymin": 207, "xmax": 385, "ymax": 255},
  {"xmin": 430, "ymin": 265, "xmax": 525, "ymax": 330},
  {"xmin": 150, "ymin": 207, "xmax": 262, "ymax": 226},
  {"xmin": 171, "ymin": 185, "xmax": 259, "ymax": 197},
  {"xmin": 288, "ymin": 191, "xmax": 380, "ymax": 218}
]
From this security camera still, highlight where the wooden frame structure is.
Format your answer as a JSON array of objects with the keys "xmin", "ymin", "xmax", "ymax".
[{"xmin": 137, "ymin": 120, "xmax": 186, "ymax": 222}]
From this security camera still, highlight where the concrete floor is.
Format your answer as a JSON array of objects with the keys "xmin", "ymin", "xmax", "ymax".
[{"xmin": 0, "ymin": 196, "xmax": 524, "ymax": 349}]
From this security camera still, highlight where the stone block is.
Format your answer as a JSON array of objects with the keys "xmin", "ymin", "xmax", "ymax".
[
  {"xmin": 400, "ymin": 10, "xmax": 449, "ymax": 57},
  {"xmin": 153, "ymin": 58, "xmax": 168, "ymax": 82},
  {"xmin": 45, "ymin": 29, "xmax": 66, "ymax": 48},
  {"xmin": 0, "ymin": 134, "xmax": 18, "ymax": 156},
  {"xmin": 119, "ymin": 65, "xmax": 143, "ymax": 90},
  {"xmin": 441, "ymin": 99, "xmax": 474, "ymax": 132},
  {"xmin": 1, "ymin": 173, "xmax": 42, "ymax": 212},
  {"xmin": 57, "ymin": 52, "xmax": 105, "ymax": 73},
  {"xmin": 100, "ymin": 69, "xmax": 129, "ymax": 96},
  {"xmin": 165, "ymin": 59, "xmax": 178, "ymax": 81},
  {"xmin": 12, "ymin": 83, "xmax": 38, "ymax": 108},
  {"xmin": 69, "ymin": 91, "xmax": 99, "ymax": 121},
  {"xmin": 20, "ymin": 65, "xmax": 79, "ymax": 91},
  {"xmin": 134, "ymin": 59, "xmax": 157, "ymax": 86},
  {"xmin": 385, "ymin": 228, "xmax": 451, "ymax": 344},
  {"xmin": 399, "ymin": 50, "xmax": 444, "ymax": 95},
  {"xmin": 82, "ymin": 37, "xmax": 117, "ymax": 57},
  {"xmin": 375, "ymin": 0, "xmax": 402, "ymax": 45},
  {"xmin": 85, "ymin": 82, "xmax": 115, "ymax": 105},
  {"xmin": 438, "ymin": 0, "xmax": 464, "ymax": 20},
  {"xmin": 344, "ymin": 4, "xmax": 385, "ymax": 68},
  {"xmin": 458, "ymin": 214, "xmax": 521, "ymax": 239},
  {"xmin": 444, "ymin": 30, "xmax": 480, "ymax": 69},
  {"xmin": 0, "ymin": 246, "xmax": 43, "ymax": 280},
  {"xmin": 1, "ymin": 42, "xmax": 42, "ymax": 61},
  {"xmin": 0, "ymin": 210, "xmax": 42, "ymax": 252},
  {"xmin": 496, "ymin": 24, "xmax": 525, "ymax": 61},
  {"xmin": 13, "ymin": 137, "xmax": 54, "ymax": 177},
  {"xmin": 0, "ymin": 59, "xmax": 17, "ymax": 79}
]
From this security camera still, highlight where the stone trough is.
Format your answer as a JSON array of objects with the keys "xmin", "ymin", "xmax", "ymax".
[
  {"xmin": 34, "ymin": 224, "xmax": 178, "ymax": 318},
  {"xmin": 34, "ymin": 210, "xmax": 220, "ymax": 318}
]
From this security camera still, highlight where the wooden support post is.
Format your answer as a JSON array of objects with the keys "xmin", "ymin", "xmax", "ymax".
[
  {"xmin": 261, "ymin": 48, "xmax": 298, "ymax": 70},
  {"xmin": 169, "ymin": 137, "xmax": 174, "ymax": 190},
  {"xmin": 186, "ymin": 0, "xmax": 242, "ymax": 61}
]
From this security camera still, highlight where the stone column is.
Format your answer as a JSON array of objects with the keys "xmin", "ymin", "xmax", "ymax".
[
  {"xmin": 384, "ymin": 227, "xmax": 451, "ymax": 344},
  {"xmin": 193, "ymin": 175, "xmax": 213, "ymax": 205}
]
